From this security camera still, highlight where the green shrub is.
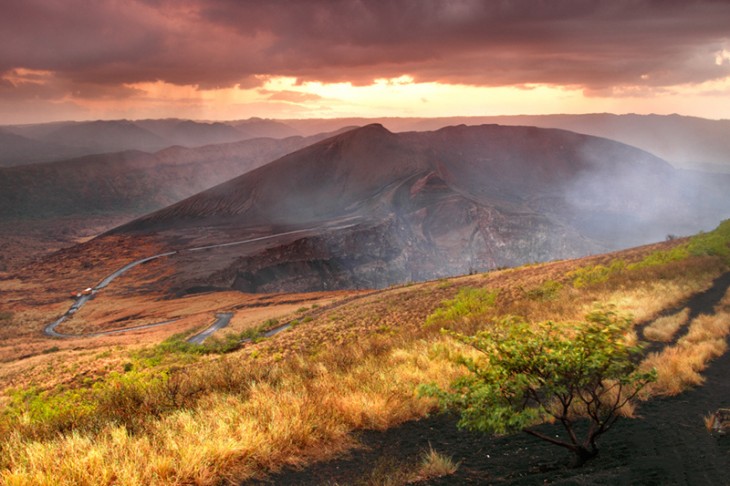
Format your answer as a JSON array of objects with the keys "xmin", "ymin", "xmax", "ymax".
[
  {"xmin": 421, "ymin": 310, "xmax": 655, "ymax": 466},
  {"xmin": 4, "ymin": 386, "xmax": 96, "ymax": 437},
  {"xmin": 569, "ymin": 260, "xmax": 626, "ymax": 288},
  {"xmin": 525, "ymin": 280, "xmax": 563, "ymax": 301},
  {"xmin": 628, "ymin": 246, "xmax": 690, "ymax": 271},
  {"xmin": 425, "ymin": 287, "xmax": 498, "ymax": 328},
  {"xmin": 687, "ymin": 220, "xmax": 730, "ymax": 261}
]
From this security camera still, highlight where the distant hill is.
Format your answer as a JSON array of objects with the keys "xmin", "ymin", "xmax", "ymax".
[
  {"xmin": 135, "ymin": 119, "xmax": 246, "ymax": 147},
  {"xmin": 470, "ymin": 114, "xmax": 730, "ymax": 173},
  {"xmin": 39, "ymin": 120, "xmax": 169, "ymax": 154},
  {"xmin": 283, "ymin": 114, "xmax": 730, "ymax": 173},
  {"xmin": 113, "ymin": 124, "xmax": 730, "ymax": 293},
  {"xmin": 0, "ymin": 118, "xmax": 301, "ymax": 167},
  {"xmin": 0, "ymin": 133, "xmax": 336, "ymax": 223},
  {"xmin": 5, "ymin": 114, "xmax": 727, "ymax": 172},
  {"xmin": 229, "ymin": 117, "xmax": 301, "ymax": 139},
  {"xmin": 0, "ymin": 129, "xmax": 82, "ymax": 167}
]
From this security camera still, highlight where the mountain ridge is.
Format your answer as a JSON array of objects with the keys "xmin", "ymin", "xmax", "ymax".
[{"xmin": 109, "ymin": 123, "xmax": 727, "ymax": 293}]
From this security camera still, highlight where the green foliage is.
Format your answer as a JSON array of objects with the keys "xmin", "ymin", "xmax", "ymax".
[
  {"xmin": 4, "ymin": 386, "xmax": 95, "ymax": 436},
  {"xmin": 568, "ymin": 260, "xmax": 626, "ymax": 288},
  {"xmin": 628, "ymin": 246, "xmax": 690, "ymax": 271},
  {"xmin": 421, "ymin": 310, "xmax": 655, "ymax": 465},
  {"xmin": 151, "ymin": 333, "xmax": 201, "ymax": 355},
  {"xmin": 0, "ymin": 311, "xmax": 13, "ymax": 322},
  {"xmin": 630, "ymin": 219, "xmax": 730, "ymax": 270},
  {"xmin": 3, "ymin": 367, "xmax": 207, "ymax": 437},
  {"xmin": 525, "ymin": 280, "xmax": 563, "ymax": 301},
  {"xmin": 425, "ymin": 287, "xmax": 498, "ymax": 328},
  {"xmin": 687, "ymin": 219, "xmax": 730, "ymax": 262},
  {"xmin": 565, "ymin": 220, "xmax": 730, "ymax": 288},
  {"xmin": 137, "ymin": 326, "xmax": 265, "ymax": 363}
]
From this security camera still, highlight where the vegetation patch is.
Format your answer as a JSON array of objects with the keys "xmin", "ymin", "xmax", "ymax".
[
  {"xmin": 642, "ymin": 305, "xmax": 730, "ymax": 396},
  {"xmin": 525, "ymin": 279, "xmax": 563, "ymax": 301},
  {"xmin": 643, "ymin": 308, "xmax": 690, "ymax": 342},
  {"xmin": 568, "ymin": 260, "xmax": 627, "ymax": 288},
  {"xmin": 566, "ymin": 220, "xmax": 730, "ymax": 290},
  {"xmin": 414, "ymin": 444, "xmax": 459, "ymax": 481},
  {"xmin": 425, "ymin": 287, "xmax": 498, "ymax": 328},
  {"xmin": 421, "ymin": 310, "xmax": 656, "ymax": 466}
]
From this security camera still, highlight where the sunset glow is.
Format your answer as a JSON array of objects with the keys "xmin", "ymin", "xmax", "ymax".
[{"xmin": 1, "ymin": 1, "xmax": 729, "ymax": 123}]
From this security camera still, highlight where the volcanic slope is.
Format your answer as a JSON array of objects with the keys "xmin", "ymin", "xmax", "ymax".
[
  {"xmin": 0, "ymin": 130, "xmax": 351, "ymax": 270},
  {"xmin": 113, "ymin": 124, "xmax": 730, "ymax": 293}
]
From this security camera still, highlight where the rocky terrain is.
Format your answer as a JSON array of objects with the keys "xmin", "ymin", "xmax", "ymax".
[{"xmin": 112, "ymin": 124, "xmax": 730, "ymax": 294}]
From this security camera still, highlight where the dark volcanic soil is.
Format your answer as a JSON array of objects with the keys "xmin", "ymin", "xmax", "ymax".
[{"xmin": 244, "ymin": 275, "xmax": 730, "ymax": 486}]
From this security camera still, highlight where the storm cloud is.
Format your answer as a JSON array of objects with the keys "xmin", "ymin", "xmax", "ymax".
[{"xmin": 1, "ymin": 0, "xmax": 729, "ymax": 107}]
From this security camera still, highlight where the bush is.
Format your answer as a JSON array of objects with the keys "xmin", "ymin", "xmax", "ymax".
[
  {"xmin": 425, "ymin": 287, "xmax": 498, "ymax": 328},
  {"xmin": 568, "ymin": 260, "xmax": 626, "ymax": 288},
  {"xmin": 421, "ymin": 310, "xmax": 656, "ymax": 466},
  {"xmin": 687, "ymin": 220, "xmax": 730, "ymax": 261},
  {"xmin": 525, "ymin": 279, "xmax": 563, "ymax": 301}
]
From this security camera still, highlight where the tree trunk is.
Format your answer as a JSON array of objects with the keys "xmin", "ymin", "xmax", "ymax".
[{"xmin": 572, "ymin": 445, "xmax": 598, "ymax": 467}]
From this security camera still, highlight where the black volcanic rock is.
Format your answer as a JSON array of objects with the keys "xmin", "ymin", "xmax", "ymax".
[{"xmin": 112, "ymin": 124, "xmax": 730, "ymax": 293}]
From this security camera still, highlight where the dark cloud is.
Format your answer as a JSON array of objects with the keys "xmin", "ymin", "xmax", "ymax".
[{"xmin": 0, "ymin": 0, "xmax": 729, "ymax": 102}]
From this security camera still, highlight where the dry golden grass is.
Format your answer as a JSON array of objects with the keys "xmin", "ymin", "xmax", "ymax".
[
  {"xmin": 643, "ymin": 308, "xmax": 690, "ymax": 342},
  {"xmin": 681, "ymin": 313, "xmax": 730, "ymax": 345},
  {"xmin": 0, "ymin": 337, "xmax": 465, "ymax": 485},
  {"xmin": 605, "ymin": 280, "xmax": 709, "ymax": 323},
  {"xmin": 641, "ymin": 299, "xmax": 730, "ymax": 397},
  {"xmin": 641, "ymin": 340, "xmax": 725, "ymax": 396},
  {"xmin": 412, "ymin": 445, "xmax": 459, "ymax": 482}
]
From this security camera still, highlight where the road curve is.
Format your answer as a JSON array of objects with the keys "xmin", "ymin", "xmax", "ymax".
[
  {"xmin": 43, "ymin": 250, "xmax": 178, "ymax": 338},
  {"xmin": 43, "ymin": 225, "xmax": 357, "ymax": 339},
  {"xmin": 187, "ymin": 313, "xmax": 233, "ymax": 344}
]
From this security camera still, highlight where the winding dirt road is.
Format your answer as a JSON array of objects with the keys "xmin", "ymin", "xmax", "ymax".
[
  {"xmin": 43, "ymin": 226, "xmax": 352, "ymax": 340},
  {"xmin": 187, "ymin": 313, "xmax": 234, "ymax": 345}
]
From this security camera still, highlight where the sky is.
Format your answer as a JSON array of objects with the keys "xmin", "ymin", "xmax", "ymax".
[{"xmin": 1, "ymin": 0, "xmax": 729, "ymax": 124}]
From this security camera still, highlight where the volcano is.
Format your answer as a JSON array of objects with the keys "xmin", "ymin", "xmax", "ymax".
[{"xmin": 112, "ymin": 124, "xmax": 730, "ymax": 293}]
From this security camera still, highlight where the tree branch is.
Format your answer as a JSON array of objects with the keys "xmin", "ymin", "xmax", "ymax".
[{"xmin": 523, "ymin": 428, "xmax": 578, "ymax": 452}]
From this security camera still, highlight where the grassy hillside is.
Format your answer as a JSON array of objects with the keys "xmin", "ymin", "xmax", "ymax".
[{"xmin": 0, "ymin": 221, "xmax": 729, "ymax": 484}]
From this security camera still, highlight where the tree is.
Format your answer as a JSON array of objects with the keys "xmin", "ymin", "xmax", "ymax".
[{"xmin": 420, "ymin": 310, "xmax": 656, "ymax": 466}]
